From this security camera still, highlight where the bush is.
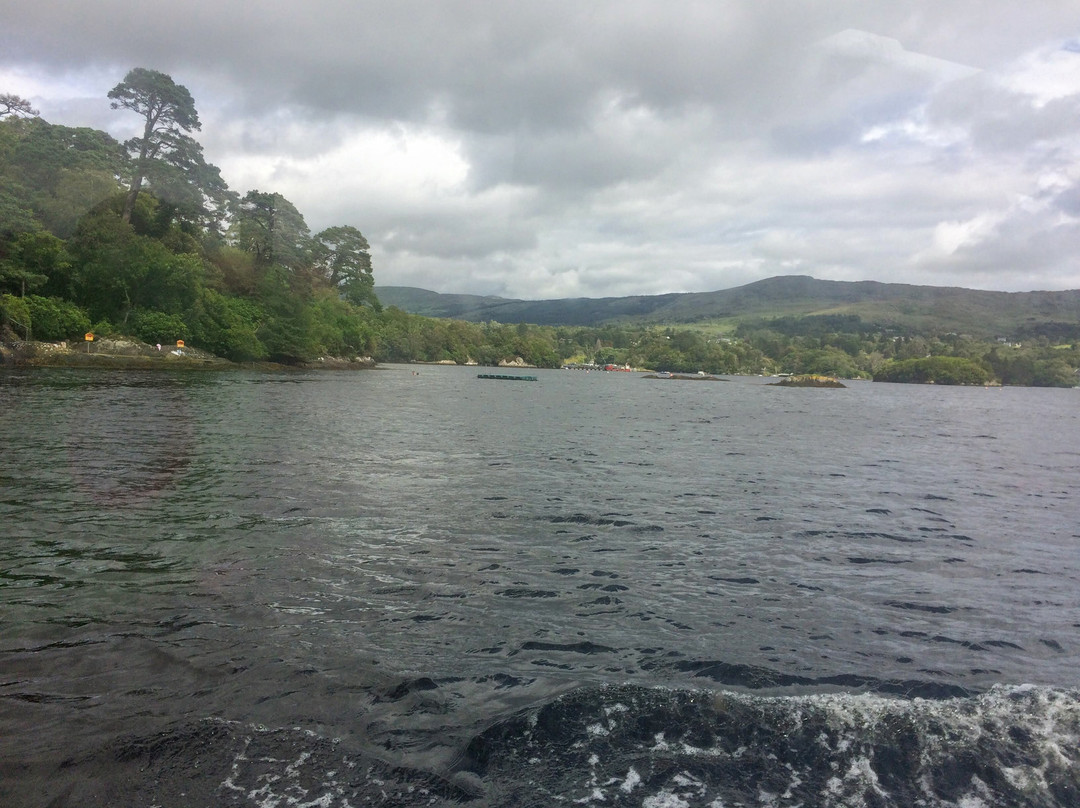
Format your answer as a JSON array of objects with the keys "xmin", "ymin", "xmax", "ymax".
[
  {"xmin": 90, "ymin": 319, "xmax": 117, "ymax": 338},
  {"xmin": 23, "ymin": 295, "xmax": 91, "ymax": 340},
  {"xmin": 127, "ymin": 309, "xmax": 188, "ymax": 345},
  {"xmin": 0, "ymin": 294, "xmax": 32, "ymax": 339},
  {"xmin": 187, "ymin": 290, "xmax": 268, "ymax": 361}
]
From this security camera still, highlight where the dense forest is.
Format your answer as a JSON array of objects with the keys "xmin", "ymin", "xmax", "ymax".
[
  {"xmin": 0, "ymin": 72, "xmax": 378, "ymax": 364},
  {"xmin": 1, "ymin": 73, "xmax": 1078, "ymax": 386}
]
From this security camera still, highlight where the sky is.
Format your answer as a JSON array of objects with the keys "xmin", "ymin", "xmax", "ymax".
[{"xmin": 2, "ymin": 1, "xmax": 1079, "ymax": 299}]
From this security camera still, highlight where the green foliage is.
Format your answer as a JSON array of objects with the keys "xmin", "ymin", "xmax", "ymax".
[
  {"xmin": 128, "ymin": 309, "xmax": 188, "ymax": 344},
  {"xmin": 784, "ymin": 346, "xmax": 863, "ymax": 378},
  {"xmin": 314, "ymin": 225, "xmax": 377, "ymax": 307},
  {"xmin": 309, "ymin": 294, "xmax": 376, "ymax": 357},
  {"xmin": 0, "ymin": 230, "xmax": 68, "ymax": 295},
  {"xmin": 873, "ymin": 356, "xmax": 993, "ymax": 385},
  {"xmin": 109, "ymin": 67, "xmax": 203, "ymax": 224},
  {"xmin": 234, "ymin": 191, "xmax": 312, "ymax": 270},
  {"xmin": 0, "ymin": 116, "xmax": 127, "ymax": 238},
  {"xmin": 2, "ymin": 293, "xmax": 91, "ymax": 340},
  {"xmin": 3, "ymin": 68, "xmax": 1076, "ymax": 388},
  {"xmin": 983, "ymin": 346, "xmax": 1077, "ymax": 387},
  {"xmin": 89, "ymin": 319, "xmax": 116, "ymax": 338},
  {"xmin": 254, "ymin": 265, "xmax": 318, "ymax": 362},
  {"xmin": 0, "ymin": 68, "xmax": 387, "ymax": 365},
  {"xmin": 206, "ymin": 245, "xmax": 258, "ymax": 296},
  {"xmin": 69, "ymin": 209, "xmax": 204, "ymax": 323},
  {"xmin": 187, "ymin": 289, "xmax": 266, "ymax": 361},
  {"xmin": 0, "ymin": 293, "xmax": 31, "ymax": 337},
  {"xmin": 22, "ymin": 295, "xmax": 91, "ymax": 340}
]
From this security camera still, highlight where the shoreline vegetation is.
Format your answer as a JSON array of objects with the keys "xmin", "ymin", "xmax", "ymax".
[
  {"xmin": 0, "ymin": 339, "xmax": 1072, "ymax": 388},
  {"xmin": 2, "ymin": 72, "xmax": 1078, "ymax": 387},
  {"xmin": 0, "ymin": 337, "xmax": 375, "ymax": 371}
]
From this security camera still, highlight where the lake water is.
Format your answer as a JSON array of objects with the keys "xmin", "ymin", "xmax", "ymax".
[{"xmin": 1, "ymin": 365, "xmax": 1079, "ymax": 806}]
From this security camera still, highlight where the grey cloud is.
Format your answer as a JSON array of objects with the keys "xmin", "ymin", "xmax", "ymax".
[
  {"xmin": 928, "ymin": 76, "xmax": 1080, "ymax": 154},
  {"xmin": 379, "ymin": 214, "xmax": 539, "ymax": 261},
  {"xmin": 3, "ymin": 1, "xmax": 1079, "ymax": 296}
]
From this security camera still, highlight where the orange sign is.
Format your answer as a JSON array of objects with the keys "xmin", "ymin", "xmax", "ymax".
[
  {"xmin": 176, "ymin": 339, "xmax": 185, "ymax": 348},
  {"xmin": 84, "ymin": 333, "xmax": 94, "ymax": 341}
]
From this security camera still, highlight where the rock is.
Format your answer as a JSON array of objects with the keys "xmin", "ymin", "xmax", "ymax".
[
  {"xmin": 769, "ymin": 374, "xmax": 847, "ymax": 388},
  {"xmin": 498, "ymin": 356, "xmax": 534, "ymax": 367}
]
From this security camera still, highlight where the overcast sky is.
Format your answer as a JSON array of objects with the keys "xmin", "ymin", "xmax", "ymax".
[{"xmin": 2, "ymin": 2, "xmax": 1079, "ymax": 298}]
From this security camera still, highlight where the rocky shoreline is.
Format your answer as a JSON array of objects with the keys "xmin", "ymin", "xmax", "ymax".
[
  {"xmin": 0, "ymin": 338, "xmax": 376, "ymax": 371},
  {"xmin": 769, "ymin": 374, "xmax": 847, "ymax": 388}
]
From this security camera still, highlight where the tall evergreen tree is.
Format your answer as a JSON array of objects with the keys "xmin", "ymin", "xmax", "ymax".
[
  {"xmin": 234, "ymin": 190, "xmax": 312, "ymax": 271},
  {"xmin": 314, "ymin": 225, "xmax": 377, "ymax": 306},
  {"xmin": 108, "ymin": 68, "xmax": 202, "ymax": 223},
  {"xmin": 0, "ymin": 93, "xmax": 38, "ymax": 119}
]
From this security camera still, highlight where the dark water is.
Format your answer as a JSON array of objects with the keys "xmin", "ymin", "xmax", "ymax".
[{"xmin": 1, "ymin": 366, "xmax": 1078, "ymax": 807}]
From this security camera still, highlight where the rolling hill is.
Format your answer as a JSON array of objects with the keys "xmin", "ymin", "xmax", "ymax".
[{"xmin": 376, "ymin": 276, "xmax": 1080, "ymax": 339}]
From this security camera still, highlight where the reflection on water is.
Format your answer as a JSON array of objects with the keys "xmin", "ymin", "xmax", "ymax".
[{"xmin": 65, "ymin": 381, "xmax": 194, "ymax": 507}]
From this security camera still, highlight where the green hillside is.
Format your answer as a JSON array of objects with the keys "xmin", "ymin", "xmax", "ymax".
[{"xmin": 376, "ymin": 276, "xmax": 1080, "ymax": 339}]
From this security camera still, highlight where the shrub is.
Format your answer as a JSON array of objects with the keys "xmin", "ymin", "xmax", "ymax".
[
  {"xmin": 23, "ymin": 295, "xmax": 91, "ymax": 340},
  {"xmin": 187, "ymin": 290, "xmax": 268, "ymax": 361},
  {"xmin": 128, "ymin": 309, "xmax": 188, "ymax": 345},
  {"xmin": 0, "ymin": 294, "xmax": 33, "ymax": 339},
  {"xmin": 89, "ymin": 319, "xmax": 116, "ymax": 338}
]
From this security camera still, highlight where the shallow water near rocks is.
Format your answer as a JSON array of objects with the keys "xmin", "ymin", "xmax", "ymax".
[{"xmin": 2, "ymin": 366, "xmax": 1078, "ymax": 806}]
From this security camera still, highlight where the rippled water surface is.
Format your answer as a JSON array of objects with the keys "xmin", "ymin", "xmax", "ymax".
[{"xmin": 2, "ymin": 366, "xmax": 1079, "ymax": 806}]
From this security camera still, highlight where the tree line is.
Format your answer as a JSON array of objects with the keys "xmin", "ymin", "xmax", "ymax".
[
  {"xmin": 1, "ymin": 69, "xmax": 377, "ymax": 362},
  {"xmin": 735, "ymin": 318, "xmax": 1078, "ymax": 386},
  {"xmin": 1, "ymin": 73, "xmax": 1077, "ymax": 384}
]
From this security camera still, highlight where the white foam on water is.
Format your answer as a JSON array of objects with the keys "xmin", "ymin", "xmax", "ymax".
[
  {"xmin": 620, "ymin": 766, "xmax": 642, "ymax": 793},
  {"xmin": 642, "ymin": 791, "xmax": 691, "ymax": 808},
  {"xmin": 573, "ymin": 787, "xmax": 607, "ymax": 804}
]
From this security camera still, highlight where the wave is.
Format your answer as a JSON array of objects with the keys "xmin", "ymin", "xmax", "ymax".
[
  {"xmin": 463, "ymin": 683, "xmax": 1080, "ymax": 807},
  {"xmin": 16, "ymin": 684, "xmax": 1079, "ymax": 807}
]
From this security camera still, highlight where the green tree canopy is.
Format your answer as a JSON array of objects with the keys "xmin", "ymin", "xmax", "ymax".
[
  {"xmin": 233, "ymin": 190, "xmax": 312, "ymax": 271},
  {"xmin": 108, "ymin": 68, "xmax": 203, "ymax": 223},
  {"xmin": 314, "ymin": 225, "xmax": 376, "ymax": 307},
  {"xmin": 0, "ymin": 93, "xmax": 38, "ymax": 119},
  {"xmin": 0, "ymin": 117, "xmax": 127, "ymax": 237}
]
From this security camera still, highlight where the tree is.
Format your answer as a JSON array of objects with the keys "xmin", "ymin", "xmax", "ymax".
[
  {"xmin": 108, "ymin": 68, "xmax": 202, "ymax": 223},
  {"xmin": 0, "ymin": 118, "xmax": 128, "ymax": 237},
  {"xmin": 313, "ymin": 225, "xmax": 377, "ymax": 306},
  {"xmin": 69, "ymin": 208, "xmax": 203, "ymax": 324},
  {"xmin": 873, "ymin": 356, "xmax": 992, "ymax": 385},
  {"xmin": 0, "ymin": 231, "xmax": 69, "ymax": 296},
  {"xmin": 0, "ymin": 93, "xmax": 38, "ymax": 119},
  {"xmin": 233, "ymin": 190, "xmax": 312, "ymax": 271}
]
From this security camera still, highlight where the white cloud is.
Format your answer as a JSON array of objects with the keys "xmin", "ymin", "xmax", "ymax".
[
  {"xmin": 998, "ymin": 41, "xmax": 1080, "ymax": 107},
  {"xmin": 930, "ymin": 213, "xmax": 1006, "ymax": 255},
  {"xmin": 2, "ymin": 2, "xmax": 1079, "ymax": 296},
  {"xmin": 218, "ymin": 123, "xmax": 470, "ymax": 219}
]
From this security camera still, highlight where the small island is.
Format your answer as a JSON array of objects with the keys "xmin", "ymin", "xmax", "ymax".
[
  {"xmin": 642, "ymin": 372, "xmax": 725, "ymax": 381},
  {"xmin": 769, "ymin": 374, "xmax": 846, "ymax": 388}
]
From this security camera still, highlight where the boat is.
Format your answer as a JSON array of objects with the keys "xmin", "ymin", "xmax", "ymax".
[{"xmin": 477, "ymin": 373, "xmax": 538, "ymax": 381}]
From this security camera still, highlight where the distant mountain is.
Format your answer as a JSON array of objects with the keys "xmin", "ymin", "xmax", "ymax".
[{"xmin": 376, "ymin": 276, "xmax": 1080, "ymax": 339}]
